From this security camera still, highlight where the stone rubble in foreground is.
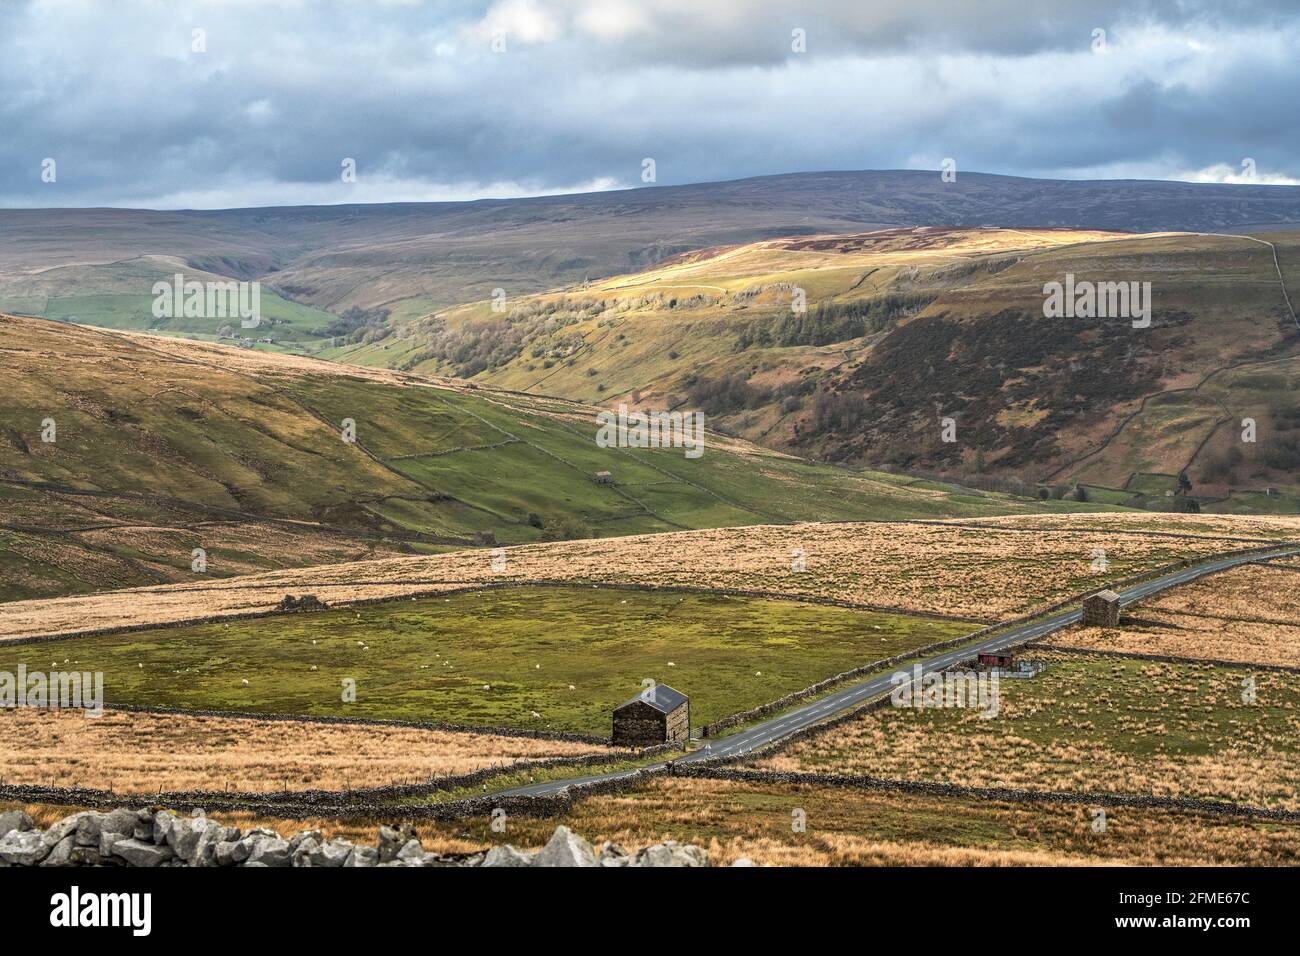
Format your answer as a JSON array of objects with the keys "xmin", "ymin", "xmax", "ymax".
[{"xmin": 0, "ymin": 808, "xmax": 751, "ymax": 868}]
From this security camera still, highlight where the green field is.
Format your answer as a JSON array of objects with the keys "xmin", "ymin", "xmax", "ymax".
[
  {"xmin": 278, "ymin": 373, "xmax": 1110, "ymax": 542},
  {"xmin": 36, "ymin": 292, "xmax": 340, "ymax": 344},
  {"xmin": 0, "ymin": 586, "xmax": 972, "ymax": 736}
]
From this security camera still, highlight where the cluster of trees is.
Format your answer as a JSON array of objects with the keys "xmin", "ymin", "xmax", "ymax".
[
  {"xmin": 811, "ymin": 390, "xmax": 871, "ymax": 433},
  {"xmin": 685, "ymin": 372, "xmax": 773, "ymax": 416},
  {"xmin": 538, "ymin": 516, "xmax": 596, "ymax": 541},
  {"xmin": 398, "ymin": 312, "xmax": 585, "ymax": 377},
  {"xmin": 399, "ymin": 318, "xmax": 525, "ymax": 376},
  {"xmin": 1262, "ymin": 435, "xmax": 1300, "ymax": 471},
  {"xmin": 526, "ymin": 512, "xmax": 596, "ymax": 541},
  {"xmin": 323, "ymin": 306, "xmax": 390, "ymax": 344},
  {"xmin": 1259, "ymin": 403, "xmax": 1300, "ymax": 470},
  {"xmin": 514, "ymin": 295, "xmax": 607, "ymax": 320},
  {"xmin": 1200, "ymin": 446, "xmax": 1244, "ymax": 483},
  {"xmin": 734, "ymin": 292, "xmax": 935, "ymax": 350},
  {"xmin": 1199, "ymin": 405, "xmax": 1300, "ymax": 481},
  {"xmin": 681, "ymin": 369, "xmax": 826, "ymax": 421}
]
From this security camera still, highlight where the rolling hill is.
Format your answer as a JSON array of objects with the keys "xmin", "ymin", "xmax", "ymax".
[
  {"xmin": 0, "ymin": 312, "xmax": 1104, "ymax": 602},
  {"xmin": 7, "ymin": 170, "xmax": 1300, "ymax": 524},
  {"xmin": 361, "ymin": 225, "xmax": 1300, "ymax": 511},
  {"xmin": 4, "ymin": 169, "xmax": 1300, "ymax": 338}
]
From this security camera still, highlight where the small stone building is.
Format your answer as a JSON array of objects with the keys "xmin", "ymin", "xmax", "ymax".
[
  {"xmin": 612, "ymin": 684, "xmax": 689, "ymax": 747},
  {"xmin": 1082, "ymin": 590, "xmax": 1121, "ymax": 627},
  {"xmin": 593, "ymin": 471, "xmax": 612, "ymax": 484}
]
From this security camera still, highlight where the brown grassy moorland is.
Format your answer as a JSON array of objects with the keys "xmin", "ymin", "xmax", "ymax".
[
  {"xmin": 3, "ymin": 515, "xmax": 1284, "ymax": 640},
  {"xmin": 0, "ymin": 708, "xmax": 613, "ymax": 795},
  {"xmin": 1046, "ymin": 563, "xmax": 1300, "ymax": 667},
  {"xmin": 753, "ymin": 652, "xmax": 1300, "ymax": 810}
]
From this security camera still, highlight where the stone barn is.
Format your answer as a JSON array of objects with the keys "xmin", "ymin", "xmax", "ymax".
[
  {"xmin": 1082, "ymin": 590, "xmax": 1121, "ymax": 627},
  {"xmin": 612, "ymin": 684, "xmax": 689, "ymax": 747}
]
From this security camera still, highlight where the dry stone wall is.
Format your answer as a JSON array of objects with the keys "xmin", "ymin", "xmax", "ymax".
[{"xmin": 0, "ymin": 808, "xmax": 725, "ymax": 868}]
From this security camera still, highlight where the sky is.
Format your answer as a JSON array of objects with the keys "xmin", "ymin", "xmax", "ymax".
[{"xmin": 2, "ymin": 0, "xmax": 1298, "ymax": 209}]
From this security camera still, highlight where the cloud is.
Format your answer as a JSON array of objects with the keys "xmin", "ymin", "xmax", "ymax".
[
  {"xmin": 465, "ymin": 0, "xmax": 563, "ymax": 47},
  {"xmin": 89, "ymin": 174, "xmax": 625, "ymax": 211},
  {"xmin": 1182, "ymin": 163, "xmax": 1300, "ymax": 186},
  {"xmin": 466, "ymin": 0, "xmax": 1300, "ymax": 63},
  {"xmin": 1, "ymin": 0, "xmax": 1298, "ymax": 208}
]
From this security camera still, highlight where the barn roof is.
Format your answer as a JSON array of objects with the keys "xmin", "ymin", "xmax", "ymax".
[
  {"xmin": 617, "ymin": 683, "xmax": 688, "ymax": 714},
  {"xmin": 1089, "ymin": 590, "xmax": 1120, "ymax": 601}
]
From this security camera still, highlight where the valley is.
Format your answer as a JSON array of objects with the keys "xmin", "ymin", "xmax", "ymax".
[
  {"xmin": 0, "ymin": 310, "xmax": 1112, "ymax": 602},
  {"xmin": 5, "ymin": 170, "xmax": 1300, "ymax": 878},
  {"xmin": 347, "ymin": 226, "xmax": 1300, "ymax": 507}
]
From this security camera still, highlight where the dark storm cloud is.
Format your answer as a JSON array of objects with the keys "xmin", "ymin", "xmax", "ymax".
[{"xmin": 1, "ymin": 0, "xmax": 1298, "ymax": 208}]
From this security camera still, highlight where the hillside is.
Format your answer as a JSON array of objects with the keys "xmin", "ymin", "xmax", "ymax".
[
  {"xmin": 4, "ymin": 170, "xmax": 1300, "ymax": 340},
  {"xmin": 0, "ymin": 313, "xmax": 1100, "ymax": 602},
  {"xmin": 368, "ymin": 226, "xmax": 1300, "ymax": 511}
]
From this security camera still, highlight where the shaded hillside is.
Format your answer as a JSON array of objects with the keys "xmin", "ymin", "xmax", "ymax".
[{"xmin": 819, "ymin": 232, "xmax": 1300, "ymax": 499}]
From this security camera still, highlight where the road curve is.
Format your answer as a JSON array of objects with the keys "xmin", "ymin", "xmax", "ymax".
[{"xmin": 497, "ymin": 545, "xmax": 1300, "ymax": 798}]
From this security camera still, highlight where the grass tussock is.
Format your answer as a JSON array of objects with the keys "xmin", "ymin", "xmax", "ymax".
[
  {"xmin": 1050, "ymin": 563, "xmax": 1300, "ymax": 667},
  {"xmin": 0, "ymin": 708, "xmax": 611, "ymax": 795},
  {"xmin": 755, "ymin": 652, "xmax": 1300, "ymax": 810}
]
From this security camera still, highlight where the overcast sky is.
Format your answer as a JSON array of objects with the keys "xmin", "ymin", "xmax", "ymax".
[{"xmin": 2, "ymin": 0, "xmax": 1298, "ymax": 209}]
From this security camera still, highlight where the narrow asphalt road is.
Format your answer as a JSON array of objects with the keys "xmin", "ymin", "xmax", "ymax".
[{"xmin": 497, "ymin": 545, "xmax": 1300, "ymax": 798}]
